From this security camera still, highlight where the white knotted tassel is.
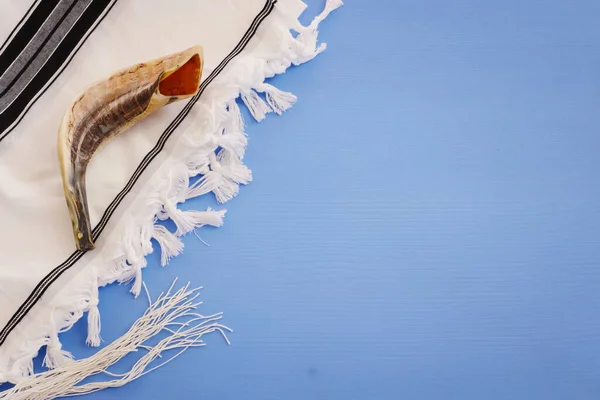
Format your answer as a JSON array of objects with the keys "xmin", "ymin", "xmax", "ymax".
[
  {"xmin": 293, "ymin": 0, "xmax": 343, "ymax": 65},
  {"xmin": 158, "ymin": 168, "xmax": 190, "ymax": 210},
  {"xmin": 110, "ymin": 255, "xmax": 130, "ymax": 278},
  {"xmin": 218, "ymin": 131, "xmax": 247, "ymax": 159},
  {"xmin": 114, "ymin": 251, "xmax": 143, "ymax": 298},
  {"xmin": 266, "ymin": 57, "xmax": 289, "ymax": 76},
  {"xmin": 120, "ymin": 226, "xmax": 147, "ymax": 298},
  {"xmin": 140, "ymin": 223, "xmax": 154, "ymax": 255},
  {"xmin": 310, "ymin": 0, "xmax": 343, "ymax": 28},
  {"xmin": 86, "ymin": 285, "xmax": 101, "ymax": 347},
  {"xmin": 187, "ymin": 157, "xmax": 210, "ymax": 178},
  {"xmin": 169, "ymin": 207, "xmax": 227, "ymax": 237},
  {"xmin": 113, "ymin": 257, "xmax": 133, "ymax": 284},
  {"xmin": 293, "ymin": 29, "xmax": 326, "ymax": 64},
  {"xmin": 259, "ymin": 83, "xmax": 297, "ymax": 115},
  {"xmin": 130, "ymin": 265, "xmax": 143, "ymax": 298},
  {"xmin": 226, "ymin": 99, "xmax": 244, "ymax": 134},
  {"xmin": 240, "ymin": 89, "xmax": 271, "ymax": 121},
  {"xmin": 216, "ymin": 150, "xmax": 252, "ymax": 185},
  {"xmin": 42, "ymin": 333, "xmax": 73, "ymax": 370},
  {"xmin": 207, "ymin": 152, "xmax": 252, "ymax": 203},
  {"xmin": 212, "ymin": 178, "xmax": 240, "ymax": 203},
  {"xmin": 152, "ymin": 224, "xmax": 184, "ymax": 267},
  {"xmin": 185, "ymin": 171, "xmax": 223, "ymax": 200}
]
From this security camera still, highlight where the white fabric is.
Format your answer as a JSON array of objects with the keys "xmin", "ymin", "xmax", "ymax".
[
  {"xmin": 0, "ymin": 0, "xmax": 268, "ymax": 318},
  {"xmin": 0, "ymin": 1, "xmax": 38, "ymax": 47},
  {"xmin": 0, "ymin": 0, "xmax": 339, "ymax": 388}
]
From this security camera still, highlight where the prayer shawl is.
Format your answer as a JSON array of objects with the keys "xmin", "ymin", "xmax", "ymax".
[{"xmin": 0, "ymin": 0, "xmax": 341, "ymax": 396}]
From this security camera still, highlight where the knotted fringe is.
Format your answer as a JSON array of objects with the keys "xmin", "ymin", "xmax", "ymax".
[
  {"xmin": 260, "ymin": 83, "xmax": 297, "ymax": 115},
  {"xmin": 42, "ymin": 334, "xmax": 73, "ymax": 371},
  {"xmin": 163, "ymin": 204, "xmax": 226, "ymax": 237},
  {"xmin": 131, "ymin": 266, "xmax": 143, "ymax": 298},
  {"xmin": 185, "ymin": 171, "xmax": 223, "ymax": 200},
  {"xmin": 86, "ymin": 280, "xmax": 101, "ymax": 347},
  {"xmin": 0, "ymin": 281, "xmax": 231, "ymax": 400},
  {"xmin": 152, "ymin": 224, "xmax": 184, "ymax": 267},
  {"xmin": 0, "ymin": 0, "xmax": 342, "ymax": 389},
  {"xmin": 293, "ymin": 0, "xmax": 343, "ymax": 65},
  {"xmin": 239, "ymin": 79, "xmax": 297, "ymax": 119},
  {"xmin": 241, "ymin": 89, "xmax": 271, "ymax": 122}
]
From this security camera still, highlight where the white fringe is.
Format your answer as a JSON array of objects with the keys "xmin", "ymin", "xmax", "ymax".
[
  {"xmin": 240, "ymin": 89, "xmax": 272, "ymax": 121},
  {"xmin": 0, "ymin": 0, "xmax": 341, "ymax": 390},
  {"xmin": 152, "ymin": 224, "xmax": 184, "ymax": 267},
  {"xmin": 85, "ymin": 280, "xmax": 101, "ymax": 347},
  {"xmin": 226, "ymin": 100, "xmax": 245, "ymax": 135},
  {"xmin": 164, "ymin": 204, "xmax": 226, "ymax": 237},
  {"xmin": 0, "ymin": 281, "xmax": 232, "ymax": 400},
  {"xmin": 258, "ymin": 83, "xmax": 297, "ymax": 115},
  {"xmin": 42, "ymin": 334, "xmax": 73, "ymax": 371}
]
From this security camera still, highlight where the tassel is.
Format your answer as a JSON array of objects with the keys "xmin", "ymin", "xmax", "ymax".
[
  {"xmin": 216, "ymin": 150, "xmax": 253, "ymax": 185},
  {"xmin": 203, "ymin": 151, "xmax": 252, "ymax": 203},
  {"xmin": 42, "ymin": 334, "xmax": 73, "ymax": 370},
  {"xmin": 205, "ymin": 156, "xmax": 250, "ymax": 204},
  {"xmin": 186, "ymin": 146, "xmax": 213, "ymax": 174},
  {"xmin": 152, "ymin": 224, "xmax": 184, "ymax": 267},
  {"xmin": 240, "ymin": 89, "xmax": 271, "ymax": 121},
  {"xmin": 1, "ymin": 281, "xmax": 231, "ymax": 399},
  {"xmin": 217, "ymin": 131, "xmax": 247, "ymax": 159},
  {"xmin": 185, "ymin": 171, "xmax": 223, "ymax": 200},
  {"xmin": 310, "ymin": 0, "xmax": 343, "ymax": 28},
  {"xmin": 226, "ymin": 100, "xmax": 244, "ymax": 134},
  {"xmin": 85, "ymin": 280, "xmax": 101, "ymax": 347},
  {"xmin": 86, "ymin": 303, "xmax": 101, "ymax": 348},
  {"xmin": 86, "ymin": 306, "xmax": 101, "ymax": 347},
  {"xmin": 140, "ymin": 223, "xmax": 154, "ymax": 255},
  {"xmin": 294, "ymin": 28, "xmax": 327, "ymax": 64},
  {"xmin": 260, "ymin": 83, "xmax": 297, "ymax": 115},
  {"xmin": 130, "ymin": 266, "xmax": 143, "ymax": 298},
  {"xmin": 111, "ymin": 256, "xmax": 130, "ymax": 277},
  {"xmin": 120, "ymin": 228, "xmax": 146, "ymax": 298},
  {"xmin": 114, "ymin": 256, "xmax": 143, "ymax": 298},
  {"xmin": 114, "ymin": 259, "xmax": 134, "ymax": 286},
  {"xmin": 212, "ymin": 179, "xmax": 240, "ymax": 203},
  {"xmin": 293, "ymin": 0, "xmax": 343, "ymax": 65},
  {"xmin": 168, "ymin": 207, "xmax": 226, "ymax": 237}
]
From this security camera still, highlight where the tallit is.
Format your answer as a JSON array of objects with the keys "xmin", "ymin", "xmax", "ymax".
[{"xmin": 0, "ymin": 0, "xmax": 341, "ymax": 396}]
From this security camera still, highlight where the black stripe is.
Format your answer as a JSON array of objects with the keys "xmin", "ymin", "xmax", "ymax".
[
  {"xmin": 0, "ymin": 0, "xmax": 277, "ymax": 346},
  {"xmin": 0, "ymin": 0, "xmax": 60, "ymax": 77},
  {"xmin": 0, "ymin": 0, "xmax": 79, "ymax": 98},
  {"xmin": 0, "ymin": 0, "xmax": 114, "ymax": 139},
  {"xmin": 0, "ymin": 1, "xmax": 40, "ymax": 55}
]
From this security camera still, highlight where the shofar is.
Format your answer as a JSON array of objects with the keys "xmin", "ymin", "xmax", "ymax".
[{"xmin": 57, "ymin": 45, "xmax": 203, "ymax": 251}]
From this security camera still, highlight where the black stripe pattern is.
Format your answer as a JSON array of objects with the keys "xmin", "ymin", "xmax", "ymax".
[
  {"xmin": 0, "ymin": 0, "xmax": 47, "ymax": 62},
  {"xmin": 0, "ymin": 0, "xmax": 277, "ymax": 347},
  {"xmin": 0, "ymin": 0, "xmax": 117, "ymax": 141}
]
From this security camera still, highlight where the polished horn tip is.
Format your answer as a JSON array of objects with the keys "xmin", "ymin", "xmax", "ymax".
[{"xmin": 76, "ymin": 238, "xmax": 96, "ymax": 252}]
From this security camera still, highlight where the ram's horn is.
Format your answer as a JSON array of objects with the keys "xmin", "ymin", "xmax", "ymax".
[{"xmin": 58, "ymin": 45, "xmax": 203, "ymax": 251}]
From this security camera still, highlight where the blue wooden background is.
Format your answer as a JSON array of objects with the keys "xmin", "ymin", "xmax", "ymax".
[{"xmin": 4, "ymin": 0, "xmax": 600, "ymax": 398}]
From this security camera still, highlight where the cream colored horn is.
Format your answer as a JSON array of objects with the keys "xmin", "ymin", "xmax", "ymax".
[{"xmin": 57, "ymin": 45, "xmax": 203, "ymax": 251}]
